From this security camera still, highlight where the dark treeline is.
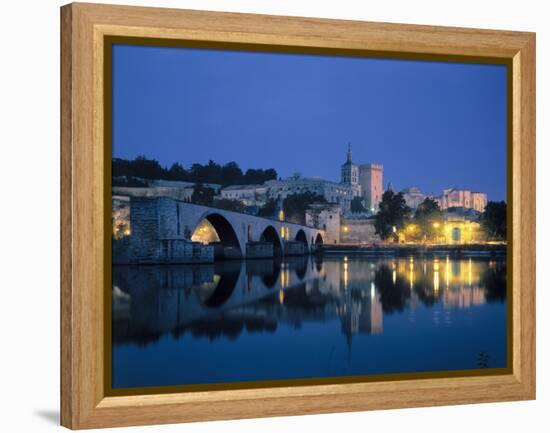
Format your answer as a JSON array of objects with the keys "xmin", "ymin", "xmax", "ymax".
[{"xmin": 112, "ymin": 156, "xmax": 278, "ymax": 186}]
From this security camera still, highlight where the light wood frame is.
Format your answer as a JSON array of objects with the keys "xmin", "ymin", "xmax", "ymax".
[{"xmin": 61, "ymin": 2, "xmax": 536, "ymax": 429}]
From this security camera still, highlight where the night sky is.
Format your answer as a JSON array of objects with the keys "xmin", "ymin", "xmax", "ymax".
[{"xmin": 112, "ymin": 44, "xmax": 507, "ymax": 201}]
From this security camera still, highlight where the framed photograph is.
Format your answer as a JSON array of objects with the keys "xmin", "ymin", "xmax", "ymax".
[{"xmin": 60, "ymin": 3, "xmax": 535, "ymax": 429}]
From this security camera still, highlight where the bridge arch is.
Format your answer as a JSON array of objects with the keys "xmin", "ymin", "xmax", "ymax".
[
  {"xmin": 294, "ymin": 229, "xmax": 309, "ymax": 252},
  {"xmin": 260, "ymin": 225, "xmax": 283, "ymax": 257},
  {"xmin": 314, "ymin": 233, "xmax": 324, "ymax": 245},
  {"xmin": 191, "ymin": 212, "xmax": 242, "ymax": 259}
]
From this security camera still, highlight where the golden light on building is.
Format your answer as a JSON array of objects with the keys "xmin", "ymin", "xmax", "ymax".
[
  {"xmin": 433, "ymin": 222, "xmax": 440, "ymax": 229},
  {"xmin": 191, "ymin": 219, "xmax": 220, "ymax": 244}
]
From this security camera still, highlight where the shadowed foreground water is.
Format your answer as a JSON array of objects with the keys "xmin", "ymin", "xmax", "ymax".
[{"xmin": 112, "ymin": 255, "xmax": 507, "ymax": 389}]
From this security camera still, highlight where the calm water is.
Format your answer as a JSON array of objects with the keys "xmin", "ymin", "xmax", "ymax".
[{"xmin": 112, "ymin": 255, "xmax": 507, "ymax": 389}]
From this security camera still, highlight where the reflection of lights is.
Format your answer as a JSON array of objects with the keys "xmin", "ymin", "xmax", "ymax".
[
  {"xmin": 285, "ymin": 227, "xmax": 289, "ymax": 240},
  {"xmin": 343, "ymin": 260, "xmax": 349, "ymax": 289},
  {"xmin": 370, "ymin": 282, "xmax": 375, "ymax": 300},
  {"xmin": 446, "ymin": 256, "xmax": 450, "ymax": 288},
  {"xmin": 280, "ymin": 226, "xmax": 285, "ymax": 239},
  {"xmin": 279, "ymin": 210, "xmax": 284, "ymax": 221},
  {"xmin": 279, "ymin": 289, "xmax": 284, "ymax": 304},
  {"xmin": 434, "ymin": 258, "xmax": 440, "ymax": 272},
  {"xmin": 344, "ymin": 256, "xmax": 348, "ymax": 262},
  {"xmin": 392, "ymin": 269, "xmax": 396, "ymax": 285},
  {"xmin": 468, "ymin": 258, "xmax": 472, "ymax": 287},
  {"xmin": 434, "ymin": 270, "xmax": 440, "ymax": 295}
]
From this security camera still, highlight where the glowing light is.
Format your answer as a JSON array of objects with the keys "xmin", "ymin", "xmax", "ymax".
[
  {"xmin": 279, "ymin": 289, "xmax": 284, "ymax": 304},
  {"xmin": 446, "ymin": 256, "xmax": 450, "ymax": 288},
  {"xmin": 370, "ymin": 282, "xmax": 375, "ymax": 300},
  {"xmin": 279, "ymin": 210, "xmax": 284, "ymax": 221},
  {"xmin": 191, "ymin": 219, "xmax": 220, "ymax": 244},
  {"xmin": 281, "ymin": 226, "xmax": 285, "ymax": 239},
  {"xmin": 343, "ymin": 261, "xmax": 349, "ymax": 289},
  {"xmin": 392, "ymin": 269, "xmax": 396, "ymax": 285},
  {"xmin": 342, "ymin": 225, "xmax": 349, "ymax": 233},
  {"xmin": 285, "ymin": 227, "xmax": 289, "ymax": 240},
  {"xmin": 468, "ymin": 258, "xmax": 472, "ymax": 287},
  {"xmin": 433, "ymin": 222, "xmax": 440, "ymax": 229}
]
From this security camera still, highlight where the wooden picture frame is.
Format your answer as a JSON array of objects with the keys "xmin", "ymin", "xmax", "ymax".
[{"xmin": 60, "ymin": 2, "xmax": 536, "ymax": 429}]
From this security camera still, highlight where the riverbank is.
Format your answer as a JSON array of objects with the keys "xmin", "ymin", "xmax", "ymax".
[{"xmin": 321, "ymin": 243, "xmax": 507, "ymax": 258}]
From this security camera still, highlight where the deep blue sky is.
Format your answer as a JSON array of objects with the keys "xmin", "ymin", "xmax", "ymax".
[{"xmin": 112, "ymin": 44, "xmax": 507, "ymax": 200}]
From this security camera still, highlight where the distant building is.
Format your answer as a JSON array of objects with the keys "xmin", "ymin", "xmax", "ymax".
[
  {"xmin": 112, "ymin": 185, "xmax": 194, "ymax": 202},
  {"xmin": 435, "ymin": 188, "xmax": 488, "ymax": 213},
  {"xmin": 220, "ymin": 184, "xmax": 268, "ymax": 206},
  {"xmin": 340, "ymin": 144, "xmax": 360, "ymax": 188},
  {"xmin": 400, "ymin": 186, "xmax": 426, "ymax": 210},
  {"xmin": 359, "ymin": 163, "xmax": 384, "ymax": 211},
  {"xmin": 266, "ymin": 175, "xmax": 357, "ymax": 212}
]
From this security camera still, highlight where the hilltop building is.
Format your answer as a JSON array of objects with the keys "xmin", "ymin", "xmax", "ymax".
[
  {"xmin": 265, "ymin": 175, "xmax": 357, "ymax": 212},
  {"xmin": 435, "ymin": 188, "xmax": 488, "ymax": 213},
  {"xmin": 220, "ymin": 184, "xmax": 268, "ymax": 207},
  {"xmin": 400, "ymin": 187, "xmax": 427, "ymax": 210}
]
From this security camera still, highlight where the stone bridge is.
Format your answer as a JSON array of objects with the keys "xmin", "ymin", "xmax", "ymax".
[{"xmin": 123, "ymin": 197, "xmax": 326, "ymax": 262}]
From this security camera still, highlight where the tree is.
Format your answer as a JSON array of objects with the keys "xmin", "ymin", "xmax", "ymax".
[
  {"xmin": 214, "ymin": 198, "xmax": 245, "ymax": 213},
  {"xmin": 166, "ymin": 162, "xmax": 188, "ymax": 181},
  {"xmin": 257, "ymin": 199, "xmax": 278, "ymax": 218},
  {"xmin": 374, "ymin": 190, "xmax": 411, "ymax": 241},
  {"xmin": 413, "ymin": 197, "xmax": 444, "ymax": 242},
  {"xmin": 111, "ymin": 156, "xmax": 278, "ymax": 186},
  {"xmin": 190, "ymin": 183, "xmax": 215, "ymax": 206},
  {"xmin": 350, "ymin": 197, "xmax": 367, "ymax": 213},
  {"xmin": 480, "ymin": 201, "xmax": 507, "ymax": 240}
]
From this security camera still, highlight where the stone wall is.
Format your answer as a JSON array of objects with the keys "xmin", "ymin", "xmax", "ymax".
[{"xmin": 340, "ymin": 218, "xmax": 381, "ymax": 244}]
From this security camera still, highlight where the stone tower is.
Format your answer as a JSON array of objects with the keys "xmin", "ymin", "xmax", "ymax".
[
  {"xmin": 359, "ymin": 163, "xmax": 384, "ymax": 211},
  {"xmin": 341, "ymin": 144, "xmax": 359, "ymax": 186}
]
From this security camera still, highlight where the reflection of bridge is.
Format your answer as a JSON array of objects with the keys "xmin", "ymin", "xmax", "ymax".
[
  {"xmin": 124, "ymin": 197, "xmax": 325, "ymax": 262},
  {"xmin": 112, "ymin": 257, "xmax": 326, "ymax": 340}
]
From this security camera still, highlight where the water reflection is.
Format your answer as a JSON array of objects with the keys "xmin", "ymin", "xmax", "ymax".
[{"xmin": 112, "ymin": 255, "xmax": 507, "ymax": 387}]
